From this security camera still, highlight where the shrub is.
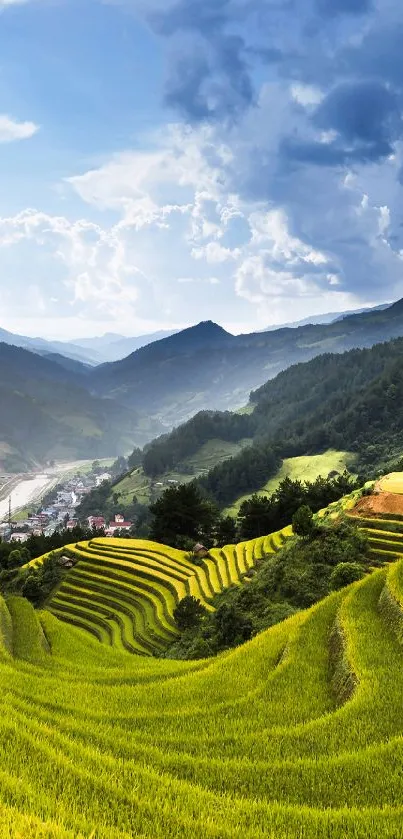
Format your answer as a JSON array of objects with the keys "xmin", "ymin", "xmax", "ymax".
[
  {"xmin": 292, "ymin": 505, "xmax": 314, "ymax": 538},
  {"xmin": 173, "ymin": 596, "xmax": 207, "ymax": 631},
  {"xmin": 212, "ymin": 603, "xmax": 253, "ymax": 648},
  {"xmin": 330, "ymin": 562, "xmax": 365, "ymax": 591}
]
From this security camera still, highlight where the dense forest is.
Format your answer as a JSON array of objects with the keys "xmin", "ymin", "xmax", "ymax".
[
  {"xmin": 140, "ymin": 337, "xmax": 403, "ymax": 505},
  {"xmin": 76, "ymin": 335, "xmax": 403, "ymax": 519}
]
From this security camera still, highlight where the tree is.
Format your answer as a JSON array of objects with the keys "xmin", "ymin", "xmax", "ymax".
[
  {"xmin": 149, "ymin": 483, "xmax": 219, "ymax": 547},
  {"xmin": 110, "ymin": 457, "xmax": 128, "ymax": 479},
  {"xmin": 330, "ymin": 562, "xmax": 365, "ymax": 591},
  {"xmin": 292, "ymin": 505, "xmax": 314, "ymax": 538},
  {"xmin": 214, "ymin": 515, "xmax": 237, "ymax": 546},
  {"xmin": 212, "ymin": 603, "xmax": 252, "ymax": 648},
  {"xmin": 128, "ymin": 448, "xmax": 143, "ymax": 471},
  {"xmin": 7, "ymin": 549, "xmax": 24, "ymax": 569},
  {"xmin": 173, "ymin": 596, "xmax": 207, "ymax": 631},
  {"xmin": 20, "ymin": 547, "xmax": 31, "ymax": 564},
  {"xmin": 237, "ymin": 495, "xmax": 275, "ymax": 540},
  {"xmin": 22, "ymin": 573, "xmax": 42, "ymax": 606}
]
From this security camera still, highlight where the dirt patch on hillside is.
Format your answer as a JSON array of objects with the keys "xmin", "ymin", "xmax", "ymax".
[{"xmin": 352, "ymin": 491, "xmax": 403, "ymax": 519}]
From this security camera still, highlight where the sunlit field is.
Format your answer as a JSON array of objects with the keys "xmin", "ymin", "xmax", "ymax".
[{"xmin": 1, "ymin": 504, "xmax": 403, "ymax": 837}]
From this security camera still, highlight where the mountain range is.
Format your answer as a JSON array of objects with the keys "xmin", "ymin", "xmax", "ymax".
[
  {"xmin": 0, "ymin": 326, "xmax": 179, "ymax": 366},
  {"xmin": 89, "ymin": 297, "xmax": 403, "ymax": 426},
  {"xmin": 2, "ymin": 296, "xmax": 403, "ymax": 471},
  {"xmin": 262, "ymin": 302, "xmax": 389, "ymax": 330},
  {"xmin": 0, "ymin": 344, "xmax": 162, "ymax": 472},
  {"xmin": 0, "ymin": 301, "xmax": 388, "ymax": 366},
  {"xmin": 140, "ymin": 330, "xmax": 403, "ymax": 509}
]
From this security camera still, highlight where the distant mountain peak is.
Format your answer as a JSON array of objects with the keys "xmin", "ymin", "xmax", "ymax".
[
  {"xmin": 388, "ymin": 297, "xmax": 403, "ymax": 314},
  {"xmin": 181, "ymin": 320, "xmax": 232, "ymax": 336},
  {"xmin": 153, "ymin": 320, "xmax": 234, "ymax": 352}
]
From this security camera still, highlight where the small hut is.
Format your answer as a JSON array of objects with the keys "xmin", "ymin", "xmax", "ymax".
[
  {"xmin": 58, "ymin": 555, "xmax": 77, "ymax": 569},
  {"xmin": 193, "ymin": 543, "xmax": 209, "ymax": 560}
]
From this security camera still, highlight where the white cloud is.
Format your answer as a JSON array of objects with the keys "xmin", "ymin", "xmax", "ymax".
[
  {"xmin": 0, "ymin": 115, "xmax": 39, "ymax": 143},
  {"xmin": 0, "ymin": 209, "xmax": 145, "ymax": 321},
  {"xmin": 192, "ymin": 241, "xmax": 241, "ymax": 263},
  {"xmin": 235, "ymin": 253, "xmax": 361, "ymax": 323},
  {"xmin": 68, "ymin": 125, "xmax": 231, "ymax": 230},
  {"xmin": 249, "ymin": 209, "xmax": 329, "ymax": 266},
  {"xmin": 1, "ymin": 109, "xmax": 401, "ymax": 337},
  {"xmin": 178, "ymin": 276, "xmax": 220, "ymax": 285}
]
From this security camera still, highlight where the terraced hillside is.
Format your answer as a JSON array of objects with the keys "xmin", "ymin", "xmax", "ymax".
[
  {"xmin": 45, "ymin": 530, "xmax": 291, "ymax": 654},
  {"xmin": 2, "ymin": 545, "xmax": 403, "ymax": 837}
]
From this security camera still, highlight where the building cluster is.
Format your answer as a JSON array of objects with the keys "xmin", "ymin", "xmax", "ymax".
[
  {"xmin": 0, "ymin": 470, "xmax": 135, "ymax": 544},
  {"xmin": 87, "ymin": 513, "xmax": 133, "ymax": 536}
]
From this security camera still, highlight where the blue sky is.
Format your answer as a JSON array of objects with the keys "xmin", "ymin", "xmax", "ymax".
[{"xmin": 0, "ymin": 0, "xmax": 402, "ymax": 339}]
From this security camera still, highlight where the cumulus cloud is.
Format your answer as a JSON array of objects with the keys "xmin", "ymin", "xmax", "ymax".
[
  {"xmin": 142, "ymin": 0, "xmax": 261, "ymax": 122},
  {"xmin": 0, "ymin": 210, "xmax": 147, "ymax": 324},
  {"xmin": 5, "ymin": 0, "xmax": 403, "ymax": 333},
  {"xmin": 0, "ymin": 115, "xmax": 39, "ymax": 142}
]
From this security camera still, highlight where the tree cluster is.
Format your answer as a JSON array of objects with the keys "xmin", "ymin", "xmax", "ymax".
[
  {"xmin": 0, "ymin": 541, "xmax": 31, "ymax": 572},
  {"xmin": 147, "ymin": 472, "xmax": 357, "ymax": 551},
  {"xmin": 167, "ymin": 518, "xmax": 369, "ymax": 660},
  {"xmin": 198, "ymin": 442, "xmax": 281, "ymax": 506},
  {"xmin": 237, "ymin": 472, "xmax": 358, "ymax": 540},
  {"xmin": 143, "ymin": 411, "xmax": 252, "ymax": 477},
  {"xmin": 149, "ymin": 483, "xmax": 221, "ymax": 549}
]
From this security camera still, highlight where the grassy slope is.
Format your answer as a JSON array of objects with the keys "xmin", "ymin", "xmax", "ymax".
[
  {"xmin": 224, "ymin": 449, "xmax": 357, "ymax": 515},
  {"xmin": 2, "ymin": 525, "xmax": 403, "ymax": 835},
  {"xmin": 115, "ymin": 438, "xmax": 252, "ymax": 507}
]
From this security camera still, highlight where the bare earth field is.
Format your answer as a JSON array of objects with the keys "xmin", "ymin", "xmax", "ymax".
[{"xmin": 353, "ymin": 475, "xmax": 403, "ymax": 518}]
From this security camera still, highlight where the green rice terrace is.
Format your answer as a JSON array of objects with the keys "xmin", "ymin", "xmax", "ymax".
[{"xmin": 2, "ymin": 484, "xmax": 403, "ymax": 837}]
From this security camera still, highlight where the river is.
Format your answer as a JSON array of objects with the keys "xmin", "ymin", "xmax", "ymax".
[{"xmin": 0, "ymin": 474, "xmax": 53, "ymax": 522}]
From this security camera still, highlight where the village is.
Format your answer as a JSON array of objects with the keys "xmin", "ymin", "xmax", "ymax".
[{"xmin": 0, "ymin": 466, "xmax": 135, "ymax": 545}]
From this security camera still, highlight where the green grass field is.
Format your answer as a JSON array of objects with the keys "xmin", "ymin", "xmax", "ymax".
[
  {"xmin": 225, "ymin": 449, "xmax": 357, "ymax": 515},
  {"xmin": 1, "ymin": 503, "xmax": 403, "ymax": 836}
]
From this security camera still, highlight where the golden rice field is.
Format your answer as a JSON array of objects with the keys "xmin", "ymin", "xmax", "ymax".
[
  {"xmin": 1, "ymin": 513, "xmax": 403, "ymax": 837},
  {"xmin": 41, "ymin": 529, "xmax": 290, "ymax": 653},
  {"xmin": 378, "ymin": 471, "xmax": 403, "ymax": 494}
]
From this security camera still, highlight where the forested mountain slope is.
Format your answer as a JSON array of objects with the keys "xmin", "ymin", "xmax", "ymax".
[
  {"xmin": 3, "ymin": 297, "xmax": 403, "ymax": 472},
  {"xmin": 140, "ymin": 336, "xmax": 403, "ymax": 504},
  {"xmin": 0, "ymin": 344, "xmax": 162, "ymax": 471}
]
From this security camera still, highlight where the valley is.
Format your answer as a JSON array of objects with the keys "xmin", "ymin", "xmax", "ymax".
[
  {"xmin": 2, "ymin": 4, "xmax": 402, "ymax": 835},
  {"xmin": 3, "ymin": 297, "xmax": 403, "ymax": 474},
  {"xmin": 113, "ymin": 438, "xmax": 254, "ymax": 507},
  {"xmin": 1, "ymin": 302, "xmax": 403, "ymax": 839},
  {"xmin": 2, "ymin": 309, "xmax": 403, "ymax": 838}
]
